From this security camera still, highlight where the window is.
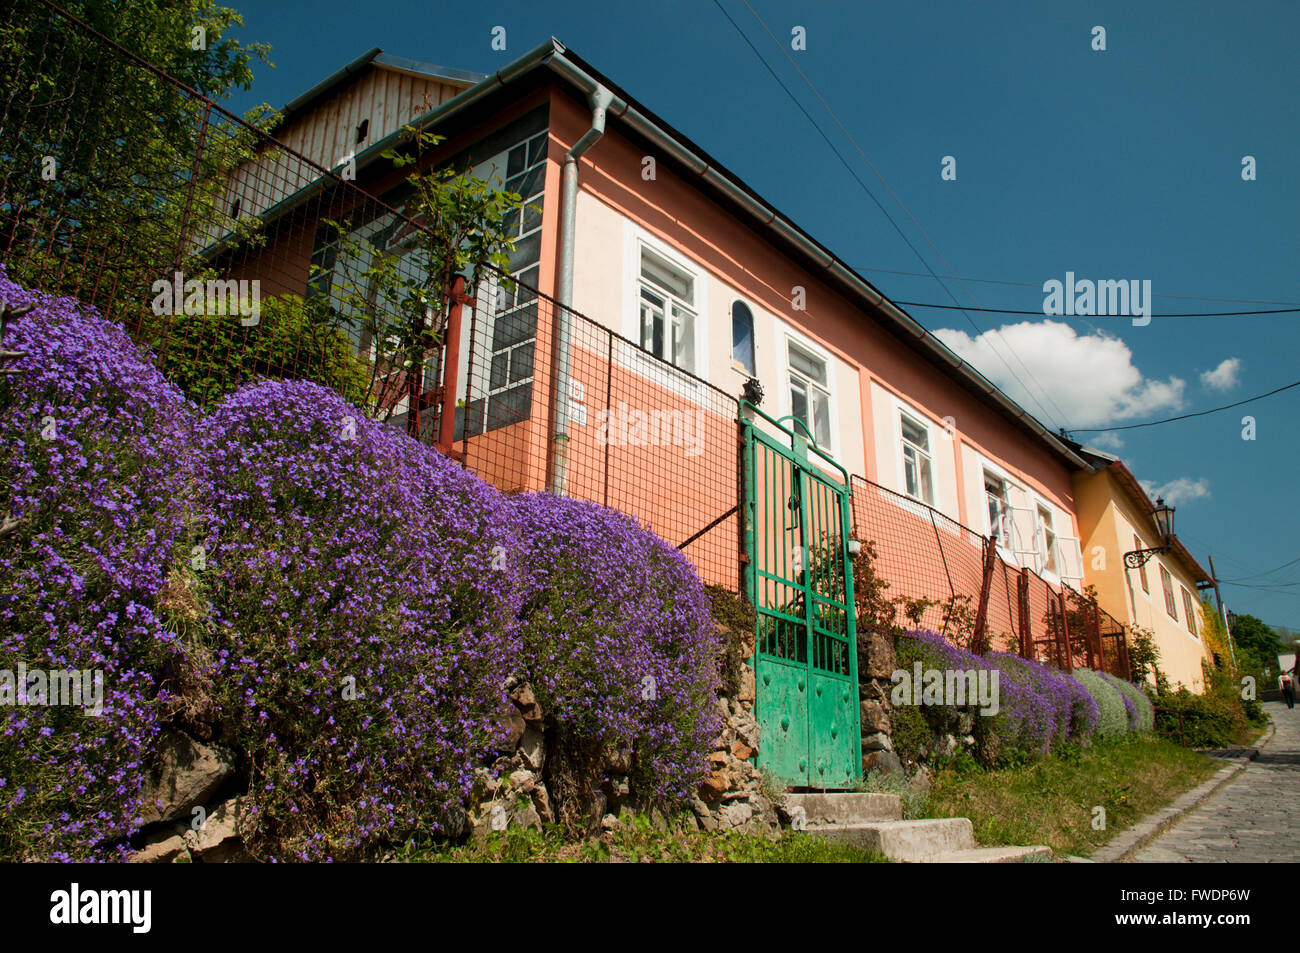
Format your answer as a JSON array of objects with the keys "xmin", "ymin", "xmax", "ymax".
[
  {"xmin": 639, "ymin": 248, "xmax": 696, "ymax": 373},
  {"xmin": 731, "ymin": 301, "xmax": 755, "ymax": 374},
  {"xmin": 1037, "ymin": 503, "xmax": 1057, "ymax": 574},
  {"xmin": 985, "ymin": 473, "xmax": 1011, "ymax": 546},
  {"xmin": 1159, "ymin": 565, "xmax": 1178, "ymax": 620},
  {"xmin": 1134, "ymin": 534, "xmax": 1149, "ymax": 593},
  {"xmin": 1181, "ymin": 587, "xmax": 1198, "ymax": 636},
  {"xmin": 899, "ymin": 412, "xmax": 934, "ymax": 506},
  {"xmin": 787, "ymin": 340, "xmax": 831, "ymax": 447}
]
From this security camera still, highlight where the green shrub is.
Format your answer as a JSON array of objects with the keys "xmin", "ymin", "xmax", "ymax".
[
  {"xmin": 1073, "ymin": 670, "xmax": 1128, "ymax": 739},
  {"xmin": 1153, "ymin": 688, "xmax": 1247, "ymax": 748},
  {"xmin": 1109, "ymin": 677, "xmax": 1154, "ymax": 732},
  {"xmin": 151, "ymin": 293, "xmax": 370, "ymax": 410}
]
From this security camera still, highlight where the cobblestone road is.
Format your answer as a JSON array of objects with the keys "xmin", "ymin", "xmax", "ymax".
[{"xmin": 1134, "ymin": 701, "xmax": 1299, "ymax": 863}]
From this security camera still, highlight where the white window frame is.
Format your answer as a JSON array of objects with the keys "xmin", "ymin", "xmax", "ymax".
[
  {"xmin": 981, "ymin": 465, "xmax": 1017, "ymax": 557},
  {"xmin": 620, "ymin": 222, "xmax": 709, "ymax": 405},
  {"xmin": 774, "ymin": 321, "xmax": 836, "ymax": 454},
  {"xmin": 896, "ymin": 408, "xmax": 936, "ymax": 508}
]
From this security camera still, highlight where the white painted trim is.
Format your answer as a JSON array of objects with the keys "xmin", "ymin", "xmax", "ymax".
[
  {"xmin": 619, "ymin": 219, "xmax": 710, "ymax": 406},
  {"xmin": 772, "ymin": 316, "xmax": 837, "ymax": 454},
  {"xmin": 888, "ymin": 394, "xmax": 942, "ymax": 514}
]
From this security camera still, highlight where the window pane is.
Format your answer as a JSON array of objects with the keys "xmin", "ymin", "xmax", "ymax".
[
  {"xmin": 901, "ymin": 414, "xmax": 928, "ymax": 452},
  {"xmin": 813, "ymin": 390, "xmax": 831, "ymax": 446},
  {"xmin": 790, "ymin": 380, "xmax": 808, "ymax": 432},
  {"xmin": 671, "ymin": 306, "xmax": 694, "ymax": 372},
  {"xmin": 510, "ymin": 342, "xmax": 534, "ymax": 383},
  {"xmin": 732, "ymin": 302, "xmax": 755, "ymax": 373},
  {"xmin": 904, "ymin": 451, "xmax": 918, "ymax": 498},
  {"xmin": 641, "ymin": 248, "xmax": 693, "ymax": 301},
  {"xmin": 640, "ymin": 288, "xmax": 665, "ymax": 356},
  {"xmin": 918, "ymin": 455, "xmax": 933, "ymax": 505},
  {"xmin": 788, "ymin": 342, "xmax": 826, "ymax": 385},
  {"xmin": 489, "ymin": 352, "xmax": 508, "ymax": 390}
]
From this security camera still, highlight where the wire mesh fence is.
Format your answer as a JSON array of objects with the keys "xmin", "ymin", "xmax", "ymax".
[{"xmin": 848, "ymin": 475, "xmax": 1131, "ymax": 680}]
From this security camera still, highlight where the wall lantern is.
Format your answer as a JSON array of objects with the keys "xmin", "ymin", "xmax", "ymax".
[{"xmin": 1123, "ymin": 497, "xmax": 1176, "ymax": 570}]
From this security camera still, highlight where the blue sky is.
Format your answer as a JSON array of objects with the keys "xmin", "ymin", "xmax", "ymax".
[{"xmin": 224, "ymin": 0, "xmax": 1300, "ymax": 629}]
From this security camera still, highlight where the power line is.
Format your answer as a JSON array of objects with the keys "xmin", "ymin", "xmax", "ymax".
[
  {"xmin": 710, "ymin": 0, "xmax": 1074, "ymax": 431},
  {"xmin": 856, "ymin": 266, "xmax": 1300, "ymax": 307},
  {"xmin": 897, "ymin": 301, "xmax": 1300, "ymax": 318},
  {"xmin": 1219, "ymin": 554, "xmax": 1300, "ymax": 584},
  {"xmin": 1070, "ymin": 379, "xmax": 1300, "ymax": 433}
]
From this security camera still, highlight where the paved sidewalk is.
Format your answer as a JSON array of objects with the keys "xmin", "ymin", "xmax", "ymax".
[{"xmin": 1134, "ymin": 701, "xmax": 1299, "ymax": 862}]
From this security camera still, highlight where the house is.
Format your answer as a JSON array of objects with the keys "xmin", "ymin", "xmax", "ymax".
[
  {"xmin": 1068, "ymin": 445, "xmax": 1214, "ymax": 692},
  {"xmin": 210, "ymin": 41, "xmax": 1154, "ymax": 784},
  {"xmin": 216, "ymin": 40, "xmax": 1093, "ymax": 588}
]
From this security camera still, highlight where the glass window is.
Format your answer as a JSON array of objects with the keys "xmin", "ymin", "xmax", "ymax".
[
  {"xmin": 1181, "ymin": 587, "xmax": 1198, "ymax": 636},
  {"xmin": 787, "ymin": 341, "xmax": 831, "ymax": 447},
  {"xmin": 732, "ymin": 301, "xmax": 755, "ymax": 374},
  {"xmin": 1160, "ymin": 565, "xmax": 1178, "ymax": 619},
  {"xmin": 900, "ymin": 413, "xmax": 934, "ymax": 506},
  {"xmin": 1038, "ymin": 504, "xmax": 1057, "ymax": 573},
  {"xmin": 638, "ymin": 248, "xmax": 695, "ymax": 372},
  {"xmin": 985, "ymin": 473, "xmax": 1010, "ymax": 546}
]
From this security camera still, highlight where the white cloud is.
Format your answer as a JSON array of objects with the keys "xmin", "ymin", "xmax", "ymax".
[
  {"xmin": 933, "ymin": 320, "xmax": 1186, "ymax": 429},
  {"xmin": 1200, "ymin": 357, "xmax": 1241, "ymax": 392},
  {"xmin": 1139, "ymin": 477, "xmax": 1211, "ymax": 506},
  {"xmin": 1088, "ymin": 431, "xmax": 1125, "ymax": 451}
]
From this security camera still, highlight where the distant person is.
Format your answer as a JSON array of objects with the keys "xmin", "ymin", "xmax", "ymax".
[{"xmin": 1282, "ymin": 671, "xmax": 1296, "ymax": 710}]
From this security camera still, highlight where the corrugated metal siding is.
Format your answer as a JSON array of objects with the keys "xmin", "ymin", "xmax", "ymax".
[{"xmin": 205, "ymin": 65, "xmax": 470, "ymax": 246}]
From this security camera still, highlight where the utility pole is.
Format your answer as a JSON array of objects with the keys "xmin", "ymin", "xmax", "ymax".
[{"xmin": 1207, "ymin": 554, "xmax": 1238, "ymax": 670}]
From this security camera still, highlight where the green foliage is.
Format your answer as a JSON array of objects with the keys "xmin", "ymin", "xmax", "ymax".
[
  {"xmin": 1073, "ymin": 670, "xmax": 1128, "ymax": 739},
  {"xmin": 1109, "ymin": 678, "xmax": 1155, "ymax": 732},
  {"xmin": 413, "ymin": 815, "xmax": 889, "ymax": 863},
  {"xmin": 1126, "ymin": 623, "xmax": 1162, "ymax": 685},
  {"xmin": 1153, "ymin": 688, "xmax": 1249, "ymax": 748},
  {"xmin": 924, "ymin": 733, "xmax": 1218, "ymax": 858},
  {"xmin": 310, "ymin": 124, "xmax": 525, "ymax": 423},
  {"xmin": 149, "ymin": 294, "xmax": 370, "ymax": 409},
  {"xmin": 707, "ymin": 585, "xmax": 756, "ymax": 699},
  {"xmin": 0, "ymin": 0, "xmax": 274, "ymax": 317},
  {"xmin": 1230, "ymin": 612, "xmax": 1286, "ymax": 686}
]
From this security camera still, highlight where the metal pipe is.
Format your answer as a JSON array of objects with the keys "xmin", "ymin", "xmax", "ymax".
[{"xmin": 549, "ymin": 82, "xmax": 616, "ymax": 495}]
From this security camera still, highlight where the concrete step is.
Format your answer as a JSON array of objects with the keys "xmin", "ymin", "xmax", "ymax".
[
  {"xmin": 784, "ymin": 792, "xmax": 902, "ymax": 827},
  {"xmin": 807, "ymin": 818, "xmax": 975, "ymax": 860},
  {"xmin": 922, "ymin": 845, "xmax": 1053, "ymax": 863}
]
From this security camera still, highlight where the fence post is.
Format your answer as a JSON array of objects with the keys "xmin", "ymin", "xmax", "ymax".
[
  {"xmin": 173, "ymin": 99, "xmax": 213, "ymax": 272},
  {"xmin": 435, "ymin": 275, "xmax": 467, "ymax": 452},
  {"xmin": 1091, "ymin": 603, "xmax": 1104, "ymax": 673},
  {"xmin": 1057, "ymin": 591, "xmax": 1074, "ymax": 672},
  {"xmin": 1017, "ymin": 568, "xmax": 1032, "ymax": 659},
  {"xmin": 972, "ymin": 535, "xmax": 996, "ymax": 653}
]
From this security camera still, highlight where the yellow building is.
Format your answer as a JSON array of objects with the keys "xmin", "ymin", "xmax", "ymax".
[{"xmin": 1070, "ymin": 448, "xmax": 1213, "ymax": 693}]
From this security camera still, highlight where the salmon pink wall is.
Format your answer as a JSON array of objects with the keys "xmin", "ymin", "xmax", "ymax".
[{"xmin": 544, "ymin": 86, "xmax": 1080, "ymax": 541}]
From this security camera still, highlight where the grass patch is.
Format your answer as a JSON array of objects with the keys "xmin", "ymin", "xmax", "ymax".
[
  {"xmin": 402, "ymin": 814, "xmax": 889, "ymax": 863},
  {"xmin": 923, "ymin": 733, "xmax": 1219, "ymax": 857}
]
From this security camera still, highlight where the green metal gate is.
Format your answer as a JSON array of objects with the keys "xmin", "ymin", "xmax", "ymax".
[{"xmin": 742, "ymin": 403, "xmax": 860, "ymax": 789}]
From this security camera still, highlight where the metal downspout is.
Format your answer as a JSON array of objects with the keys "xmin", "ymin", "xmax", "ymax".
[{"xmin": 549, "ymin": 83, "xmax": 615, "ymax": 495}]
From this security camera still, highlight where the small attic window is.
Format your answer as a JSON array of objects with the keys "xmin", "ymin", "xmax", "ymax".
[{"xmin": 355, "ymin": 118, "xmax": 370, "ymax": 145}]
